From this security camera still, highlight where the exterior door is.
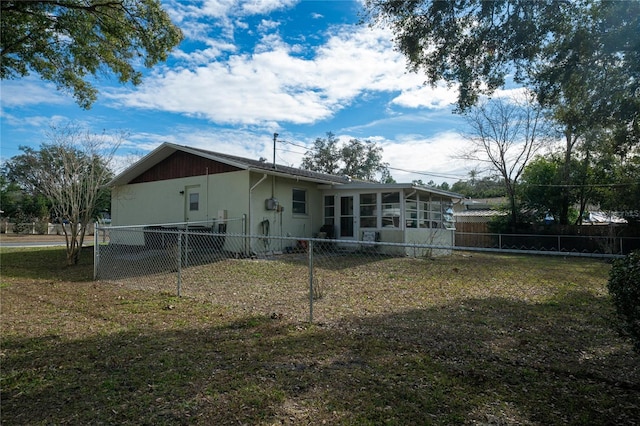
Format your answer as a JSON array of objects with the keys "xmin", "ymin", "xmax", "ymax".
[{"xmin": 339, "ymin": 195, "xmax": 357, "ymax": 239}]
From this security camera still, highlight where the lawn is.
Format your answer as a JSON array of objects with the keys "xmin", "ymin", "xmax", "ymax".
[{"xmin": 1, "ymin": 246, "xmax": 639, "ymax": 425}]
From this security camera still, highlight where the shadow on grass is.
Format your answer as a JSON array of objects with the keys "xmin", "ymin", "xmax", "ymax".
[
  {"xmin": 0, "ymin": 246, "xmax": 94, "ymax": 282},
  {"xmin": 3, "ymin": 291, "xmax": 639, "ymax": 425}
]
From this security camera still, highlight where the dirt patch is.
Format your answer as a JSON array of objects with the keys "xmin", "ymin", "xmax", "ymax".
[{"xmin": 0, "ymin": 233, "xmax": 68, "ymax": 243}]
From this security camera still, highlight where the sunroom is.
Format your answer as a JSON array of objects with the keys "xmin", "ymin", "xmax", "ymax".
[{"xmin": 317, "ymin": 183, "xmax": 461, "ymax": 256}]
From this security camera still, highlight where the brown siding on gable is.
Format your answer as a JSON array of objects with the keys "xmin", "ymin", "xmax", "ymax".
[{"xmin": 129, "ymin": 151, "xmax": 242, "ymax": 184}]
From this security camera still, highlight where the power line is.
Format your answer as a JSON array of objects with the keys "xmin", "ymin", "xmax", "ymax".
[
  {"xmin": 278, "ymin": 137, "xmax": 640, "ymax": 187},
  {"xmin": 527, "ymin": 182, "xmax": 640, "ymax": 188},
  {"xmin": 279, "ymin": 139, "xmax": 310, "ymax": 152},
  {"xmin": 278, "ymin": 138, "xmax": 468, "ymax": 181},
  {"xmin": 387, "ymin": 166, "xmax": 467, "ymax": 181}
]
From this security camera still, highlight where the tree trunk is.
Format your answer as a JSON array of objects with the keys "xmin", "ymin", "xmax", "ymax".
[{"xmin": 559, "ymin": 129, "xmax": 575, "ymax": 225}]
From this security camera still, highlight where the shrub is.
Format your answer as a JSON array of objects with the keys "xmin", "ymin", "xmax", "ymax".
[
  {"xmin": 34, "ymin": 220, "xmax": 49, "ymax": 235},
  {"xmin": 607, "ymin": 250, "xmax": 640, "ymax": 352}
]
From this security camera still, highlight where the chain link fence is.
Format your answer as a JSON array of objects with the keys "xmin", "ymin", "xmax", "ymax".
[
  {"xmin": 95, "ymin": 223, "xmax": 458, "ymax": 322},
  {"xmin": 456, "ymin": 231, "xmax": 640, "ymax": 255},
  {"xmin": 94, "ymin": 223, "xmax": 629, "ymax": 323}
]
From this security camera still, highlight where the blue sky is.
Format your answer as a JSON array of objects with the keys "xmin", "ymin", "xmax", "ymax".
[{"xmin": 0, "ymin": 0, "xmax": 493, "ymax": 184}]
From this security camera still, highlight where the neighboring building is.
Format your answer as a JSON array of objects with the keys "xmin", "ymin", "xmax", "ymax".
[
  {"xmin": 108, "ymin": 143, "xmax": 462, "ymax": 255},
  {"xmin": 453, "ymin": 197, "xmax": 507, "ymax": 228}
]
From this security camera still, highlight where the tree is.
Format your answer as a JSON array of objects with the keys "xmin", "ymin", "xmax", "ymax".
[
  {"xmin": 301, "ymin": 132, "xmax": 341, "ymax": 175},
  {"xmin": 577, "ymin": 131, "xmax": 640, "ymax": 223},
  {"xmin": 364, "ymin": 1, "xmax": 639, "ymax": 121},
  {"xmin": 520, "ymin": 131, "xmax": 640, "ymax": 226},
  {"xmin": 4, "ymin": 125, "xmax": 120, "ymax": 265},
  {"xmin": 365, "ymin": 0, "xmax": 639, "ymax": 223},
  {"xmin": 301, "ymin": 132, "xmax": 393, "ymax": 182},
  {"xmin": 1, "ymin": 0, "xmax": 183, "ymax": 109},
  {"xmin": 451, "ymin": 174, "xmax": 506, "ymax": 199},
  {"xmin": 519, "ymin": 155, "xmax": 570, "ymax": 223},
  {"xmin": 459, "ymin": 94, "xmax": 550, "ymax": 228},
  {"xmin": 1, "ymin": 174, "xmax": 41, "ymax": 219},
  {"xmin": 413, "ymin": 179, "xmax": 451, "ymax": 191}
]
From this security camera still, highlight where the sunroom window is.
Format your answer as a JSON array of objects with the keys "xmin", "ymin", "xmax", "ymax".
[
  {"xmin": 405, "ymin": 192, "xmax": 418, "ymax": 228},
  {"xmin": 382, "ymin": 192, "xmax": 400, "ymax": 228},
  {"xmin": 360, "ymin": 193, "xmax": 377, "ymax": 228}
]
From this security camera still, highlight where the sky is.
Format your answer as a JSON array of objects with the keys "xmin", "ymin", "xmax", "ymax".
[{"xmin": 1, "ymin": 0, "xmax": 491, "ymax": 185}]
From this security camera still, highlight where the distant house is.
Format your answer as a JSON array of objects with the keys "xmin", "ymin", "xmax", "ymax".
[
  {"xmin": 453, "ymin": 198, "xmax": 507, "ymax": 227},
  {"xmin": 108, "ymin": 143, "xmax": 463, "ymax": 255}
]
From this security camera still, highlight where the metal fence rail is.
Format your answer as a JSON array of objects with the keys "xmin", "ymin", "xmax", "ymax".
[{"xmin": 455, "ymin": 231, "xmax": 640, "ymax": 255}]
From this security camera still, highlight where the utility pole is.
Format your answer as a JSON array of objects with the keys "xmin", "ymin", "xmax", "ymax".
[{"xmin": 272, "ymin": 132, "xmax": 278, "ymax": 169}]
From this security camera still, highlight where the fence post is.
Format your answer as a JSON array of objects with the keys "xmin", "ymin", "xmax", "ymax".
[
  {"xmin": 308, "ymin": 239, "xmax": 314, "ymax": 324},
  {"xmin": 558, "ymin": 235, "xmax": 561, "ymax": 252},
  {"xmin": 499, "ymin": 234, "xmax": 502, "ymax": 249},
  {"xmin": 93, "ymin": 224, "xmax": 98, "ymax": 280},
  {"xmin": 242, "ymin": 214, "xmax": 248, "ymax": 256},
  {"xmin": 177, "ymin": 230, "xmax": 183, "ymax": 297},
  {"xmin": 184, "ymin": 223, "xmax": 189, "ymax": 267}
]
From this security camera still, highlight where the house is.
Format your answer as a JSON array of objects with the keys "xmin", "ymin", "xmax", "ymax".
[
  {"xmin": 108, "ymin": 143, "xmax": 463, "ymax": 255},
  {"xmin": 453, "ymin": 198, "xmax": 508, "ymax": 228}
]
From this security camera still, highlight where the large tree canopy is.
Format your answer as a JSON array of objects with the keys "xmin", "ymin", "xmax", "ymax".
[
  {"xmin": 365, "ymin": 1, "xmax": 639, "ymax": 124},
  {"xmin": 1, "ymin": 0, "xmax": 183, "ymax": 108},
  {"xmin": 366, "ymin": 0, "xmax": 639, "ymax": 224},
  {"xmin": 301, "ymin": 132, "xmax": 393, "ymax": 183}
]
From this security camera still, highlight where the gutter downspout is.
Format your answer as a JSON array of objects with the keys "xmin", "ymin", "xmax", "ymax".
[{"xmin": 248, "ymin": 173, "xmax": 268, "ymax": 255}]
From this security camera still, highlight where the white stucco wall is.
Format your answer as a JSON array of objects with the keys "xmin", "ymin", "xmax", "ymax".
[
  {"xmin": 111, "ymin": 171, "xmax": 250, "ymax": 227},
  {"xmin": 405, "ymin": 228, "xmax": 454, "ymax": 256},
  {"xmin": 109, "ymin": 170, "xmax": 324, "ymax": 252},
  {"xmin": 247, "ymin": 173, "xmax": 322, "ymax": 253}
]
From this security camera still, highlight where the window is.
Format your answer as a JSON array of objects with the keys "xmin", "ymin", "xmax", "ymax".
[
  {"xmin": 419, "ymin": 201, "xmax": 430, "ymax": 228},
  {"xmin": 292, "ymin": 188, "xmax": 307, "ymax": 214},
  {"xmin": 189, "ymin": 193, "xmax": 199, "ymax": 211},
  {"xmin": 405, "ymin": 192, "xmax": 418, "ymax": 228},
  {"xmin": 381, "ymin": 192, "xmax": 400, "ymax": 228},
  {"xmin": 427, "ymin": 198, "xmax": 442, "ymax": 228},
  {"xmin": 324, "ymin": 195, "xmax": 335, "ymax": 226},
  {"xmin": 359, "ymin": 193, "xmax": 377, "ymax": 228}
]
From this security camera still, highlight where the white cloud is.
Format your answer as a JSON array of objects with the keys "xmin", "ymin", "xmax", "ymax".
[
  {"xmin": 112, "ymin": 21, "xmax": 457, "ymax": 128},
  {"xmin": 380, "ymin": 131, "xmax": 474, "ymax": 183},
  {"xmin": 0, "ymin": 79, "xmax": 69, "ymax": 107},
  {"xmin": 391, "ymin": 82, "xmax": 458, "ymax": 110},
  {"xmin": 258, "ymin": 19, "xmax": 280, "ymax": 32},
  {"xmin": 240, "ymin": 0, "xmax": 299, "ymax": 15},
  {"xmin": 127, "ymin": 128, "xmax": 276, "ymax": 160}
]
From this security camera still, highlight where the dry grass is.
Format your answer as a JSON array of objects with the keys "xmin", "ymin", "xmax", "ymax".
[{"xmin": 1, "ymin": 246, "xmax": 639, "ymax": 425}]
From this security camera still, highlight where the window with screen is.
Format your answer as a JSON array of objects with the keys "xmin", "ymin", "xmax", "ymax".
[
  {"xmin": 292, "ymin": 188, "xmax": 307, "ymax": 214},
  {"xmin": 428, "ymin": 198, "xmax": 442, "ymax": 228},
  {"xmin": 381, "ymin": 192, "xmax": 400, "ymax": 228},
  {"xmin": 405, "ymin": 192, "xmax": 418, "ymax": 228},
  {"xmin": 359, "ymin": 193, "xmax": 377, "ymax": 228}
]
